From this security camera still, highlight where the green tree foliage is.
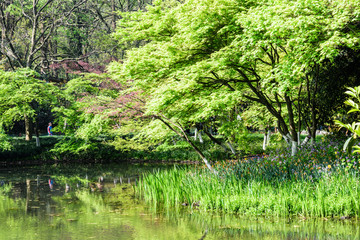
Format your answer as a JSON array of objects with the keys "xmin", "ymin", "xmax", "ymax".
[
  {"xmin": 0, "ymin": 128, "xmax": 12, "ymax": 151},
  {"xmin": 0, "ymin": 69, "xmax": 59, "ymax": 125},
  {"xmin": 0, "ymin": 68, "xmax": 59, "ymax": 142},
  {"xmin": 110, "ymin": 0, "xmax": 360, "ymax": 158},
  {"xmin": 52, "ymin": 73, "xmax": 139, "ymax": 153}
]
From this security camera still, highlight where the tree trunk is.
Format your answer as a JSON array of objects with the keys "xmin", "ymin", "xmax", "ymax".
[
  {"xmin": 111, "ymin": 0, "xmax": 116, "ymax": 30},
  {"xmin": 263, "ymin": 132, "xmax": 267, "ymax": 150},
  {"xmin": 157, "ymin": 116, "xmax": 217, "ymax": 174},
  {"xmin": 203, "ymin": 130, "xmax": 228, "ymax": 152},
  {"xmin": 283, "ymin": 133, "xmax": 291, "ymax": 145},
  {"xmin": 194, "ymin": 128, "xmax": 198, "ymax": 141},
  {"xmin": 227, "ymin": 142, "xmax": 236, "ymax": 155},
  {"xmin": 25, "ymin": 115, "xmax": 33, "ymax": 141},
  {"xmin": 198, "ymin": 131, "xmax": 204, "ymax": 143},
  {"xmin": 285, "ymin": 94, "xmax": 298, "ymax": 144},
  {"xmin": 35, "ymin": 118, "xmax": 40, "ymax": 147},
  {"xmin": 267, "ymin": 129, "xmax": 271, "ymax": 146},
  {"xmin": 186, "ymin": 137, "xmax": 216, "ymax": 173},
  {"xmin": 301, "ymin": 135, "xmax": 310, "ymax": 145},
  {"xmin": 291, "ymin": 140, "xmax": 298, "ymax": 156},
  {"xmin": 297, "ymin": 132, "xmax": 301, "ymax": 145},
  {"xmin": 26, "ymin": 179, "xmax": 30, "ymax": 212}
]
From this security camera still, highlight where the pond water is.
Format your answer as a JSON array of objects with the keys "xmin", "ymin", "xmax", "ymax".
[{"xmin": 0, "ymin": 164, "xmax": 359, "ymax": 240}]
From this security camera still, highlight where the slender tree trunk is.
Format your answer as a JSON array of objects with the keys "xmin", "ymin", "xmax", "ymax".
[
  {"xmin": 302, "ymin": 135, "xmax": 310, "ymax": 145},
  {"xmin": 267, "ymin": 128, "xmax": 271, "ymax": 146},
  {"xmin": 35, "ymin": 118, "xmax": 40, "ymax": 147},
  {"xmin": 25, "ymin": 115, "xmax": 33, "ymax": 141},
  {"xmin": 297, "ymin": 85, "xmax": 303, "ymax": 146},
  {"xmin": 194, "ymin": 128, "xmax": 198, "ymax": 141},
  {"xmin": 285, "ymin": 94, "xmax": 298, "ymax": 156},
  {"xmin": 311, "ymin": 121, "xmax": 317, "ymax": 145},
  {"xmin": 111, "ymin": 0, "xmax": 116, "ymax": 30},
  {"xmin": 203, "ymin": 130, "xmax": 228, "ymax": 152},
  {"xmin": 297, "ymin": 132, "xmax": 301, "ymax": 145},
  {"xmin": 227, "ymin": 142, "xmax": 236, "ymax": 155},
  {"xmin": 26, "ymin": 179, "xmax": 30, "ymax": 212},
  {"xmin": 198, "ymin": 131, "xmax": 204, "ymax": 143},
  {"xmin": 186, "ymin": 136, "xmax": 215, "ymax": 173},
  {"xmin": 291, "ymin": 140, "xmax": 298, "ymax": 155},
  {"xmin": 157, "ymin": 116, "xmax": 216, "ymax": 174},
  {"xmin": 263, "ymin": 131, "xmax": 267, "ymax": 151},
  {"xmin": 283, "ymin": 133, "xmax": 291, "ymax": 144}
]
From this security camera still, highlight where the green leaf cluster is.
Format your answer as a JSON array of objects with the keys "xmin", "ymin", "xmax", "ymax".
[
  {"xmin": 0, "ymin": 68, "xmax": 59, "ymax": 129},
  {"xmin": 335, "ymin": 87, "xmax": 360, "ymax": 153}
]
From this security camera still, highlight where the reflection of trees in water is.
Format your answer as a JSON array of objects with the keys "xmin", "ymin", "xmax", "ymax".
[
  {"xmin": 1, "ymin": 165, "xmax": 359, "ymax": 239},
  {"xmin": 155, "ymin": 208, "xmax": 359, "ymax": 240}
]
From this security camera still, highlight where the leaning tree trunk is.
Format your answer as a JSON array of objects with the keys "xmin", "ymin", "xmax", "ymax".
[
  {"xmin": 203, "ymin": 130, "xmax": 228, "ymax": 152},
  {"xmin": 24, "ymin": 115, "xmax": 33, "ymax": 141},
  {"xmin": 227, "ymin": 142, "xmax": 236, "ymax": 155},
  {"xmin": 203, "ymin": 129, "xmax": 237, "ymax": 155},
  {"xmin": 157, "ymin": 116, "xmax": 217, "ymax": 174}
]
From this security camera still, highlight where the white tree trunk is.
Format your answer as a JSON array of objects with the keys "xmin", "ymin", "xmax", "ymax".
[
  {"xmin": 310, "ymin": 137, "xmax": 315, "ymax": 145},
  {"xmin": 301, "ymin": 136, "xmax": 310, "ymax": 145},
  {"xmin": 227, "ymin": 142, "xmax": 236, "ymax": 154},
  {"xmin": 263, "ymin": 133, "xmax": 267, "ymax": 150},
  {"xmin": 36, "ymin": 136, "xmax": 40, "ymax": 147},
  {"xmin": 297, "ymin": 132, "xmax": 301, "ymax": 145},
  {"xmin": 198, "ymin": 131, "xmax": 204, "ymax": 143},
  {"xmin": 202, "ymin": 156, "xmax": 217, "ymax": 175},
  {"xmin": 291, "ymin": 140, "xmax": 298, "ymax": 156},
  {"xmin": 283, "ymin": 134, "xmax": 291, "ymax": 145},
  {"xmin": 266, "ymin": 130, "xmax": 271, "ymax": 146},
  {"xmin": 194, "ymin": 128, "xmax": 198, "ymax": 141}
]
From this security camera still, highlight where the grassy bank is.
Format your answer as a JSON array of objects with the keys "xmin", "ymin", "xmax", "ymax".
[{"xmin": 136, "ymin": 138, "xmax": 360, "ymax": 218}]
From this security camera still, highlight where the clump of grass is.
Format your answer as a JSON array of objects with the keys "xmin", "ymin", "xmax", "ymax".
[
  {"xmin": 136, "ymin": 167, "xmax": 360, "ymax": 217},
  {"xmin": 136, "ymin": 139, "xmax": 360, "ymax": 218}
]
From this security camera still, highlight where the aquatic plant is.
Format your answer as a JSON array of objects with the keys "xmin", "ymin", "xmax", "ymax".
[{"xmin": 136, "ymin": 140, "xmax": 360, "ymax": 218}]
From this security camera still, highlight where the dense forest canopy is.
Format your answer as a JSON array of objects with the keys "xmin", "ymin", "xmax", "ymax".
[{"xmin": 1, "ymin": 0, "xmax": 360, "ymax": 165}]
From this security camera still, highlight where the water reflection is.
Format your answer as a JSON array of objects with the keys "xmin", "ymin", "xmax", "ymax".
[{"xmin": 0, "ymin": 164, "xmax": 358, "ymax": 240}]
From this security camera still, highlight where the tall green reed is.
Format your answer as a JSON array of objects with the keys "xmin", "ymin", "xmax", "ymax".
[{"xmin": 136, "ymin": 166, "xmax": 360, "ymax": 218}]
